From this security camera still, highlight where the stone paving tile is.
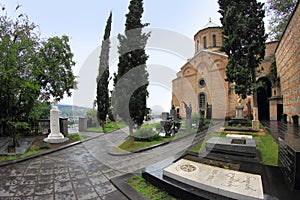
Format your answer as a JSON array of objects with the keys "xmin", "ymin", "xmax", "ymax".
[
  {"xmin": 72, "ymin": 178, "xmax": 92, "ymax": 190},
  {"xmin": 37, "ymin": 174, "xmax": 54, "ymax": 184},
  {"xmin": 5, "ymin": 176, "xmax": 22, "ymax": 186},
  {"xmin": 34, "ymin": 194, "xmax": 54, "ymax": 200},
  {"xmin": 75, "ymin": 186, "xmax": 99, "ymax": 200},
  {"xmin": 94, "ymin": 181, "xmax": 117, "ymax": 196},
  {"xmin": 69, "ymin": 170, "xmax": 87, "ymax": 180},
  {"xmin": 54, "ymin": 173, "xmax": 71, "ymax": 182},
  {"xmin": 89, "ymin": 174, "xmax": 108, "ymax": 185},
  {"xmin": 19, "ymin": 176, "xmax": 37, "ymax": 185},
  {"xmin": 0, "ymin": 185, "xmax": 17, "ymax": 197},
  {"xmin": 15, "ymin": 184, "xmax": 35, "ymax": 196},
  {"xmin": 34, "ymin": 183, "xmax": 53, "ymax": 195},
  {"xmin": 55, "ymin": 190, "xmax": 77, "ymax": 200},
  {"xmin": 54, "ymin": 181, "xmax": 73, "ymax": 193}
]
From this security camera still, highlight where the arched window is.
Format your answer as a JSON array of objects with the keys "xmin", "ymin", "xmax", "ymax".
[
  {"xmin": 213, "ymin": 34, "xmax": 217, "ymax": 47},
  {"xmin": 196, "ymin": 40, "xmax": 200, "ymax": 51},
  {"xmin": 203, "ymin": 36, "xmax": 207, "ymax": 49},
  {"xmin": 199, "ymin": 93, "xmax": 206, "ymax": 109}
]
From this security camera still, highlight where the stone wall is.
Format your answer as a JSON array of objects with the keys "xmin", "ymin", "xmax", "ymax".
[{"xmin": 275, "ymin": 2, "xmax": 300, "ymax": 125}]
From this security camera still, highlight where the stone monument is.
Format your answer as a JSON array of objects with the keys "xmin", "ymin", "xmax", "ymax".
[
  {"xmin": 44, "ymin": 103, "xmax": 69, "ymax": 144},
  {"xmin": 252, "ymin": 107, "xmax": 260, "ymax": 131},
  {"xmin": 183, "ymin": 101, "xmax": 192, "ymax": 129},
  {"xmin": 235, "ymin": 96, "xmax": 244, "ymax": 119}
]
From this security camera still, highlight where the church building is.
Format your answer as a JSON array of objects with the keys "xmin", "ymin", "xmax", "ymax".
[{"xmin": 171, "ymin": 20, "xmax": 279, "ymax": 121}]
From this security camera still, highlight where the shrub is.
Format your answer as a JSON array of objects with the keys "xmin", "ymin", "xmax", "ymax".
[
  {"xmin": 155, "ymin": 123, "xmax": 162, "ymax": 130},
  {"xmin": 134, "ymin": 128, "xmax": 161, "ymax": 142}
]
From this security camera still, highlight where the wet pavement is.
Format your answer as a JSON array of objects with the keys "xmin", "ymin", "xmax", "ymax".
[{"xmin": 0, "ymin": 121, "xmax": 222, "ymax": 199}]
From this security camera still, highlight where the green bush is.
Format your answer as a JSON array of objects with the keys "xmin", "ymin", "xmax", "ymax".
[
  {"xmin": 155, "ymin": 123, "xmax": 162, "ymax": 130},
  {"xmin": 134, "ymin": 128, "xmax": 161, "ymax": 142}
]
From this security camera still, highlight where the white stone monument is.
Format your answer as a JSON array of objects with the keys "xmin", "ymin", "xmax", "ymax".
[
  {"xmin": 44, "ymin": 104, "xmax": 69, "ymax": 144},
  {"xmin": 235, "ymin": 96, "xmax": 244, "ymax": 119},
  {"xmin": 252, "ymin": 107, "xmax": 260, "ymax": 131}
]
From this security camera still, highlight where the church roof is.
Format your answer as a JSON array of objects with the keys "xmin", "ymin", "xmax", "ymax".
[{"xmin": 203, "ymin": 19, "xmax": 220, "ymax": 29}]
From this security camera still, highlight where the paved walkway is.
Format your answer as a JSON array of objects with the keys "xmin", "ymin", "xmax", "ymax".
[{"xmin": 0, "ymin": 121, "xmax": 224, "ymax": 199}]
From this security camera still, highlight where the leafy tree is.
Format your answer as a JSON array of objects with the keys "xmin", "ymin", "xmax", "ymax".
[
  {"xmin": 266, "ymin": 0, "xmax": 297, "ymax": 40},
  {"xmin": 96, "ymin": 12, "xmax": 112, "ymax": 132},
  {"xmin": 0, "ymin": 8, "xmax": 75, "ymax": 145},
  {"xmin": 113, "ymin": 0, "xmax": 150, "ymax": 145},
  {"xmin": 86, "ymin": 109, "xmax": 98, "ymax": 128},
  {"xmin": 218, "ymin": 0, "xmax": 267, "ymax": 100}
]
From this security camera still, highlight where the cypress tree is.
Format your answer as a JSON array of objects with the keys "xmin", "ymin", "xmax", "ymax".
[
  {"xmin": 219, "ymin": 0, "xmax": 267, "ymax": 99},
  {"xmin": 96, "ymin": 12, "xmax": 112, "ymax": 132},
  {"xmin": 113, "ymin": 0, "xmax": 150, "ymax": 145}
]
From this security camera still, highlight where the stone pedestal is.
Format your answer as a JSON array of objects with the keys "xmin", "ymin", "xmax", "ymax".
[
  {"xmin": 186, "ymin": 118, "xmax": 192, "ymax": 129},
  {"xmin": 252, "ymin": 120, "xmax": 260, "ymax": 131},
  {"xmin": 44, "ymin": 105, "xmax": 69, "ymax": 144},
  {"xmin": 235, "ymin": 105, "xmax": 244, "ymax": 119}
]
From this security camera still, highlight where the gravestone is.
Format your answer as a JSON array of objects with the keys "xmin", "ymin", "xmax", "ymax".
[
  {"xmin": 79, "ymin": 117, "xmax": 87, "ymax": 131},
  {"xmin": 163, "ymin": 159, "xmax": 264, "ymax": 200},
  {"xmin": 44, "ymin": 105, "xmax": 69, "ymax": 143},
  {"xmin": 161, "ymin": 112, "xmax": 169, "ymax": 120},
  {"xmin": 205, "ymin": 137, "xmax": 256, "ymax": 157}
]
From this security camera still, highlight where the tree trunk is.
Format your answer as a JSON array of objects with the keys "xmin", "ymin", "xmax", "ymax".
[
  {"xmin": 129, "ymin": 124, "xmax": 134, "ymax": 145},
  {"xmin": 101, "ymin": 120, "xmax": 106, "ymax": 133}
]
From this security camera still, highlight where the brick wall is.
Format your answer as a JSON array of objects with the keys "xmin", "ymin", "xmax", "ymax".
[{"xmin": 275, "ymin": 2, "xmax": 300, "ymax": 125}]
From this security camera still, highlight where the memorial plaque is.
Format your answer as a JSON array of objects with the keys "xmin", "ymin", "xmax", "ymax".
[{"xmin": 163, "ymin": 159, "xmax": 264, "ymax": 200}]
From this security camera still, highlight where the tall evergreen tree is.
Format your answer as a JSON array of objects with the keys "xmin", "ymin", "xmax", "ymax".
[
  {"xmin": 113, "ymin": 0, "xmax": 150, "ymax": 145},
  {"xmin": 218, "ymin": 0, "xmax": 267, "ymax": 100},
  {"xmin": 96, "ymin": 12, "xmax": 112, "ymax": 132},
  {"xmin": 266, "ymin": 0, "xmax": 297, "ymax": 40}
]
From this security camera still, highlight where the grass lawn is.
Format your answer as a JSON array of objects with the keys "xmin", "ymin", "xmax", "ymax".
[
  {"xmin": 0, "ymin": 133, "xmax": 88, "ymax": 163},
  {"xmin": 86, "ymin": 121, "xmax": 126, "ymax": 132},
  {"xmin": 127, "ymin": 174, "xmax": 177, "ymax": 200},
  {"xmin": 118, "ymin": 137, "xmax": 170, "ymax": 152},
  {"xmin": 253, "ymin": 132, "xmax": 278, "ymax": 166}
]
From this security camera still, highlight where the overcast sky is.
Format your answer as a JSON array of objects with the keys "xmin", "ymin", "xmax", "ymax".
[{"xmin": 1, "ymin": 0, "xmax": 268, "ymax": 112}]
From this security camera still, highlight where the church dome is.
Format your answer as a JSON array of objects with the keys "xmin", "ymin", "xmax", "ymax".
[{"xmin": 203, "ymin": 18, "xmax": 220, "ymax": 29}]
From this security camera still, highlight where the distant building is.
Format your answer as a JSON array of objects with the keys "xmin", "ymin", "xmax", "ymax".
[{"xmin": 172, "ymin": 19, "xmax": 278, "ymax": 120}]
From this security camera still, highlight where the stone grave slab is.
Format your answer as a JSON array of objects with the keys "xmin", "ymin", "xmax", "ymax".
[
  {"xmin": 205, "ymin": 137, "xmax": 256, "ymax": 156},
  {"xmin": 163, "ymin": 159, "xmax": 264, "ymax": 200}
]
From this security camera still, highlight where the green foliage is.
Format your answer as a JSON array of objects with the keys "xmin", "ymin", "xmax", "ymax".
[
  {"xmin": 112, "ymin": 0, "xmax": 150, "ymax": 138},
  {"xmin": 97, "ymin": 12, "xmax": 112, "ymax": 131},
  {"xmin": 127, "ymin": 175, "xmax": 177, "ymax": 200},
  {"xmin": 266, "ymin": 0, "xmax": 297, "ymax": 40},
  {"xmin": 85, "ymin": 109, "xmax": 98, "ymax": 127},
  {"xmin": 218, "ymin": 0, "xmax": 267, "ymax": 99},
  {"xmin": 0, "ymin": 8, "xmax": 75, "ymax": 138},
  {"xmin": 133, "ymin": 127, "xmax": 161, "ymax": 142},
  {"xmin": 86, "ymin": 120, "xmax": 125, "ymax": 133}
]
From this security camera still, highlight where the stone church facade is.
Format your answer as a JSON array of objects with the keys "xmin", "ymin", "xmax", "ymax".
[{"xmin": 171, "ymin": 20, "xmax": 279, "ymax": 121}]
